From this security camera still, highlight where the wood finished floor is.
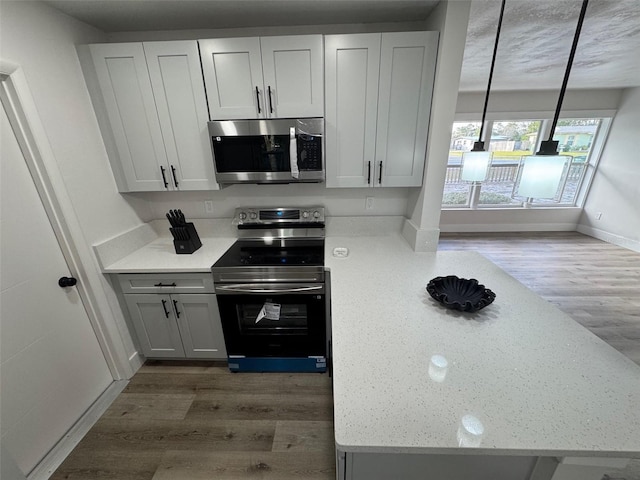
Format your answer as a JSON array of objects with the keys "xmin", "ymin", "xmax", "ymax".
[
  {"xmin": 51, "ymin": 232, "xmax": 640, "ymax": 480},
  {"xmin": 51, "ymin": 363, "xmax": 335, "ymax": 480}
]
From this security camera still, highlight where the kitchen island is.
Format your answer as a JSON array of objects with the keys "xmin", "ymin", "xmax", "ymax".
[{"xmin": 325, "ymin": 233, "xmax": 640, "ymax": 480}]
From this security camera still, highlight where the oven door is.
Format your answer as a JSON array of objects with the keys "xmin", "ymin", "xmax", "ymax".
[{"xmin": 215, "ymin": 283, "xmax": 326, "ymax": 358}]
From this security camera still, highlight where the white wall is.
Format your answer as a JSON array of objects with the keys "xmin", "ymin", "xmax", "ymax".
[
  {"xmin": 0, "ymin": 1, "xmax": 151, "ymax": 243},
  {"xmin": 439, "ymin": 88, "xmax": 623, "ymax": 233},
  {"xmin": 403, "ymin": 0, "xmax": 471, "ymax": 251},
  {"xmin": 107, "ymin": 21, "xmax": 429, "ymax": 42},
  {"xmin": 138, "ymin": 184, "xmax": 411, "ymax": 220},
  {"xmin": 456, "ymin": 89, "xmax": 622, "ymax": 115},
  {"xmin": 0, "ymin": 1, "xmax": 145, "ymax": 372},
  {"xmin": 577, "ymin": 87, "xmax": 640, "ymax": 252}
]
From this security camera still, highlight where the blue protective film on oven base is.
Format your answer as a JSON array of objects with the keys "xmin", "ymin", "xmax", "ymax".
[{"xmin": 227, "ymin": 356, "xmax": 327, "ymax": 373}]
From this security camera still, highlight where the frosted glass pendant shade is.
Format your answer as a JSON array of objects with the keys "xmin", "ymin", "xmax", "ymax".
[
  {"xmin": 517, "ymin": 155, "xmax": 569, "ymax": 199},
  {"xmin": 460, "ymin": 151, "xmax": 492, "ymax": 182}
]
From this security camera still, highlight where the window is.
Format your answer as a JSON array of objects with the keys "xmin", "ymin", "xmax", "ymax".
[
  {"xmin": 442, "ymin": 122, "xmax": 481, "ymax": 206},
  {"xmin": 442, "ymin": 117, "xmax": 607, "ymax": 208}
]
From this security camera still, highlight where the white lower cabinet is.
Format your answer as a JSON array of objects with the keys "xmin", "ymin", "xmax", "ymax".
[
  {"xmin": 119, "ymin": 274, "xmax": 226, "ymax": 359},
  {"xmin": 325, "ymin": 32, "xmax": 438, "ymax": 188}
]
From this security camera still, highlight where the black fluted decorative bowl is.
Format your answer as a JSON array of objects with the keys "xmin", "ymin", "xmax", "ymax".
[{"xmin": 426, "ymin": 276, "xmax": 496, "ymax": 312}]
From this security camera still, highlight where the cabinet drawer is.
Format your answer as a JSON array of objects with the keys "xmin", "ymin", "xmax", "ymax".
[{"xmin": 118, "ymin": 273, "xmax": 214, "ymax": 294}]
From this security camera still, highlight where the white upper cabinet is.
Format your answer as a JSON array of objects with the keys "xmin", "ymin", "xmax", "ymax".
[
  {"xmin": 199, "ymin": 35, "xmax": 324, "ymax": 120},
  {"xmin": 198, "ymin": 37, "xmax": 265, "ymax": 120},
  {"xmin": 325, "ymin": 32, "xmax": 438, "ymax": 188},
  {"xmin": 88, "ymin": 41, "xmax": 218, "ymax": 192},
  {"xmin": 325, "ymin": 34, "xmax": 381, "ymax": 188}
]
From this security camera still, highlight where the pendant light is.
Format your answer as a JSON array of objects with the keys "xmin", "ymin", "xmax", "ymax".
[
  {"xmin": 516, "ymin": 0, "xmax": 589, "ymax": 204},
  {"xmin": 459, "ymin": 0, "xmax": 506, "ymax": 184}
]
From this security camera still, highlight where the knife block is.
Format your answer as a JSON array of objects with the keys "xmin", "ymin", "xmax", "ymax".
[{"xmin": 172, "ymin": 222, "xmax": 202, "ymax": 255}]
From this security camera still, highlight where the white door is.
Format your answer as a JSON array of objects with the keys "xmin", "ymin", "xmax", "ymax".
[
  {"xmin": 199, "ymin": 37, "xmax": 264, "ymax": 120},
  {"xmin": 124, "ymin": 294, "xmax": 186, "ymax": 358},
  {"xmin": 325, "ymin": 34, "xmax": 381, "ymax": 188},
  {"xmin": 375, "ymin": 32, "xmax": 438, "ymax": 187},
  {"xmin": 174, "ymin": 294, "xmax": 227, "ymax": 359},
  {"xmin": 1, "ymin": 102, "xmax": 113, "ymax": 475},
  {"xmin": 260, "ymin": 35, "xmax": 324, "ymax": 118},
  {"xmin": 143, "ymin": 41, "xmax": 219, "ymax": 191},
  {"xmin": 89, "ymin": 43, "xmax": 169, "ymax": 191}
]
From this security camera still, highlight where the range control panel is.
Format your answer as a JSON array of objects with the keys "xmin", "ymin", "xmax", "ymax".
[{"xmin": 235, "ymin": 207, "xmax": 325, "ymax": 225}]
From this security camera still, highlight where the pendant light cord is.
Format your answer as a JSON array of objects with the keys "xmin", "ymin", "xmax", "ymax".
[
  {"xmin": 547, "ymin": 0, "xmax": 589, "ymax": 142},
  {"xmin": 477, "ymin": 0, "xmax": 506, "ymax": 144}
]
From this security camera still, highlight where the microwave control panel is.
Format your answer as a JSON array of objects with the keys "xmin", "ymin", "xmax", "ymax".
[{"xmin": 298, "ymin": 135, "xmax": 322, "ymax": 171}]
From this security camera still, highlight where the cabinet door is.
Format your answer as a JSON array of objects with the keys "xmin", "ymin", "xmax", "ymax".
[
  {"xmin": 124, "ymin": 294, "xmax": 185, "ymax": 358},
  {"xmin": 260, "ymin": 35, "xmax": 324, "ymax": 118},
  {"xmin": 173, "ymin": 294, "xmax": 227, "ymax": 359},
  {"xmin": 325, "ymin": 34, "xmax": 381, "ymax": 188},
  {"xmin": 199, "ymin": 37, "xmax": 264, "ymax": 119},
  {"xmin": 375, "ymin": 32, "xmax": 438, "ymax": 187},
  {"xmin": 89, "ymin": 43, "xmax": 169, "ymax": 191},
  {"xmin": 144, "ymin": 41, "xmax": 219, "ymax": 190}
]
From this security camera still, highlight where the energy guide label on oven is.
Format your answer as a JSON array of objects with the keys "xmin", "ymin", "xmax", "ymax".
[{"xmin": 255, "ymin": 302, "xmax": 281, "ymax": 323}]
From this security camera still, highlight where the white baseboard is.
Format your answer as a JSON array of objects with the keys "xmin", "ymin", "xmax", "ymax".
[
  {"xmin": 576, "ymin": 225, "xmax": 640, "ymax": 253},
  {"xmin": 402, "ymin": 219, "xmax": 440, "ymax": 252},
  {"xmin": 129, "ymin": 350, "xmax": 145, "ymax": 372},
  {"xmin": 440, "ymin": 222, "xmax": 577, "ymax": 233},
  {"xmin": 27, "ymin": 380, "xmax": 127, "ymax": 480}
]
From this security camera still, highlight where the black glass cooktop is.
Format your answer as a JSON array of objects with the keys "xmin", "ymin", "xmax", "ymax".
[{"xmin": 213, "ymin": 238, "xmax": 324, "ymax": 268}]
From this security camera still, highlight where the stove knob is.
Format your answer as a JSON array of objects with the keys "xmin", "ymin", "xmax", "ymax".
[
  {"xmin": 238, "ymin": 212, "xmax": 247, "ymax": 220},
  {"xmin": 302, "ymin": 211, "xmax": 310, "ymax": 219},
  {"xmin": 313, "ymin": 210, "xmax": 321, "ymax": 219},
  {"xmin": 250, "ymin": 212, "xmax": 258, "ymax": 220}
]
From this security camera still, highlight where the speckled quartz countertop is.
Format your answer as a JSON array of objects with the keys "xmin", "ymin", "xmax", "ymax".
[
  {"xmin": 325, "ymin": 233, "xmax": 640, "ymax": 457},
  {"xmin": 101, "ymin": 235, "xmax": 235, "ymax": 273}
]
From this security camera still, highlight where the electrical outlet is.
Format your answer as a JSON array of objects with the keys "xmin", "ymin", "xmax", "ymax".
[
  {"xmin": 595, "ymin": 212, "xmax": 602, "ymax": 220},
  {"xmin": 204, "ymin": 200, "xmax": 214, "ymax": 214},
  {"xmin": 365, "ymin": 196, "xmax": 374, "ymax": 210}
]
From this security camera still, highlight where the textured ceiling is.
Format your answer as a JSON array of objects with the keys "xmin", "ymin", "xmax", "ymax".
[
  {"xmin": 461, "ymin": 0, "xmax": 640, "ymax": 91},
  {"xmin": 40, "ymin": 0, "xmax": 640, "ymax": 91}
]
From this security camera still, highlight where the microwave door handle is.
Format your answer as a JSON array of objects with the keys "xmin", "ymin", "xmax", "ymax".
[{"xmin": 289, "ymin": 127, "xmax": 299, "ymax": 179}]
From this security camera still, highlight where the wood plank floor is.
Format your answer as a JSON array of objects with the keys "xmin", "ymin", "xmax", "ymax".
[
  {"xmin": 51, "ymin": 232, "xmax": 640, "ymax": 480},
  {"xmin": 439, "ymin": 232, "xmax": 640, "ymax": 366},
  {"xmin": 51, "ymin": 362, "xmax": 335, "ymax": 480}
]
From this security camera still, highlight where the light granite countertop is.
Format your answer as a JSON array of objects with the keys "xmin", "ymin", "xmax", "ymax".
[
  {"xmin": 97, "ymin": 221, "xmax": 640, "ymax": 458},
  {"xmin": 326, "ymin": 233, "xmax": 640, "ymax": 458},
  {"xmin": 101, "ymin": 235, "xmax": 235, "ymax": 273}
]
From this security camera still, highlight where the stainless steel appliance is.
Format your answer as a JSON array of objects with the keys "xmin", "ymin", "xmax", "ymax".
[
  {"xmin": 212, "ymin": 207, "xmax": 329, "ymax": 372},
  {"xmin": 207, "ymin": 118, "xmax": 324, "ymax": 185}
]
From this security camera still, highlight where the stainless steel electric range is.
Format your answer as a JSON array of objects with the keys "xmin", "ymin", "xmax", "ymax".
[{"xmin": 211, "ymin": 207, "xmax": 329, "ymax": 373}]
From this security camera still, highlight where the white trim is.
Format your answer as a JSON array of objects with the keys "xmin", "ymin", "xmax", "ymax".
[
  {"xmin": 577, "ymin": 225, "xmax": 640, "ymax": 253},
  {"xmin": 440, "ymin": 222, "xmax": 578, "ymax": 233},
  {"xmin": 402, "ymin": 218, "xmax": 440, "ymax": 252},
  {"xmin": 0, "ymin": 61, "xmax": 133, "ymax": 379},
  {"xmin": 454, "ymin": 109, "xmax": 617, "ymax": 122},
  {"xmin": 27, "ymin": 381, "xmax": 127, "ymax": 480}
]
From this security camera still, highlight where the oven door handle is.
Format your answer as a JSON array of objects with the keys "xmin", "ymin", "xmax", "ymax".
[{"xmin": 215, "ymin": 284, "xmax": 324, "ymax": 294}]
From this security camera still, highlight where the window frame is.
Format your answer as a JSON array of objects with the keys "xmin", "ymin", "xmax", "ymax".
[{"xmin": 443, "ymin": 109, "xmax": 615, "ymax": 210}]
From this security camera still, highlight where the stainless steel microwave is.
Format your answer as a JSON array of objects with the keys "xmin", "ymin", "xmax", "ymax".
[{"xmin": 207, "ymin": 118, "xmax": 324, "ymax": 185}]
